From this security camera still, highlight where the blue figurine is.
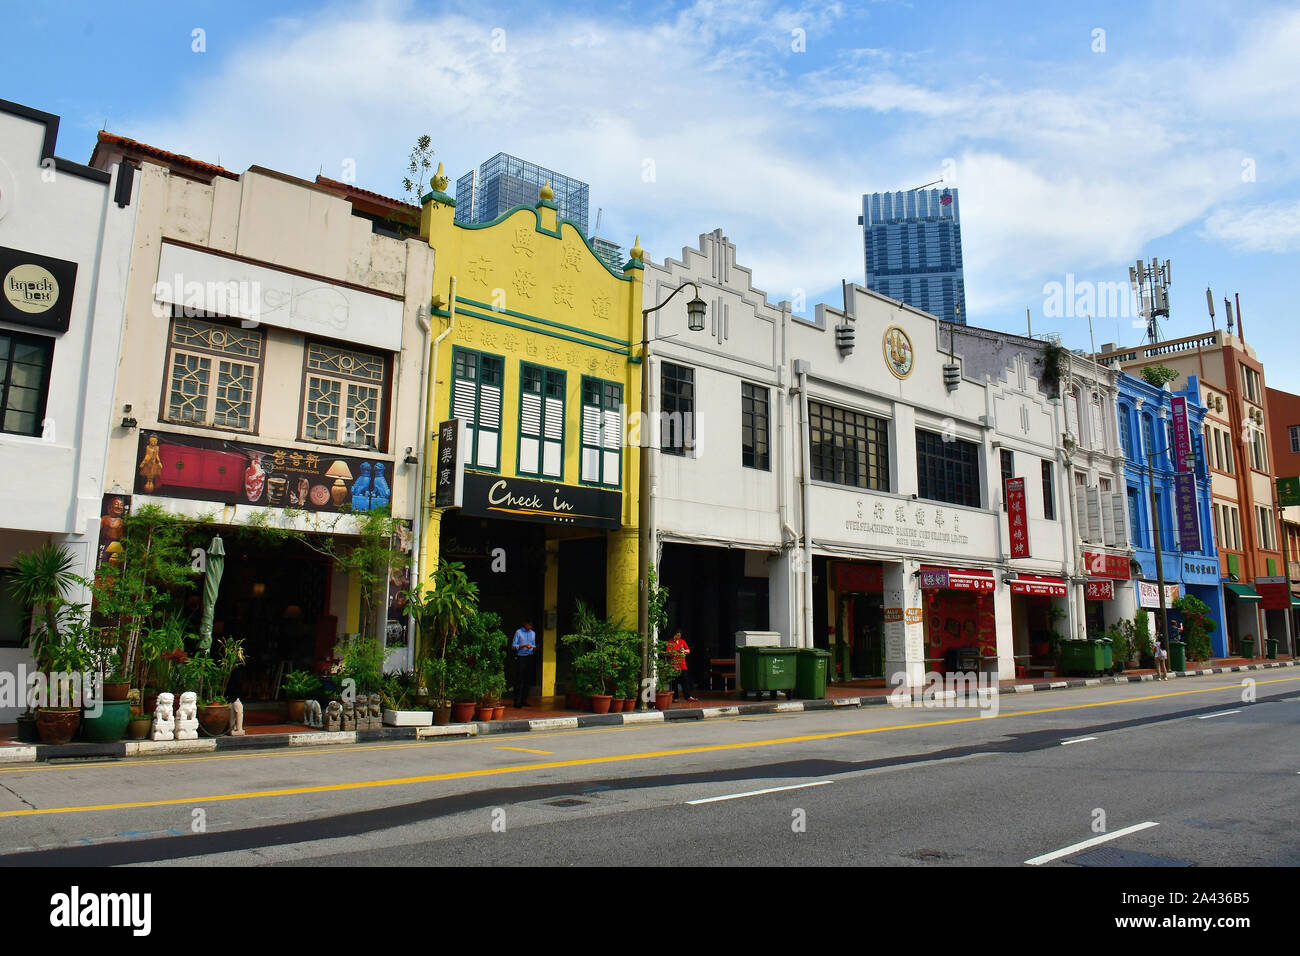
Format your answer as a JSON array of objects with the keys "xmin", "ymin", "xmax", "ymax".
[
  {"xmin": 369, "ymin": 461, "xmax": 391, "ymax": 511},
  {"xmin": 350, "ymin": 461, "xmax": 372, "ymax": 512}
]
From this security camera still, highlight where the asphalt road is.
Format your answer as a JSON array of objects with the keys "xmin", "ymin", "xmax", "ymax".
[{"xmin": 1, "ymin": 672, "xmax": 1296, "ymax": 867}]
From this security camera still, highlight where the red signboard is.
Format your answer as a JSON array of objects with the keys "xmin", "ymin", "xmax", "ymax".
[
  {"xmin": 919, "ymin": 566, "xmax": 996, "ymax": 592},
  {"xmin": 1085, "ymin": 580, "xmax": 1115, "ymax": 601},
  {"xmin": 1256, "ymin": 576, "xmax": 1290, "ymax": 611},
  {"xmin": 1084, "ymin": 551, "xmax": 1131, "ymax": 580},
  {"xmin": 1005, "ymin": 477, "xmax": 1029, "ymax": 558},
  {"xmin": 834, "ymin": 562, "xmax": 883, "ymax": 592},
  {"xmin": 1009, "ymin": 574, "xmax": 1067, "ymax": 597}
]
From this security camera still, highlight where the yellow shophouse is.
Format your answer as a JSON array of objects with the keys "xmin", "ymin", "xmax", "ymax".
[{"xmin": 416, "ymin": 168, "xmax": 644, "ymax": 701}]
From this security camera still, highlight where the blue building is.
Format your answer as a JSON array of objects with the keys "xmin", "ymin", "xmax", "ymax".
[
  {"xmin": 455, "ymin": 153, "xmax": 590, "ymax": 235},
  {"xmin": 1116, "ymin": 372, "xmax": 1228, "ymax": 656},
  {"xmin": 859, "ymin": 187, "xmax": 966, "ymax": 324}
]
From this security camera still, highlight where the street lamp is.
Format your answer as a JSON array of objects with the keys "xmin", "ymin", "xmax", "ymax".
[
  {"xmin": 1146, "ymin": 445, "xmax": 1173, "ymax": 651},
  {"xmin": 638, "ymin": 280, "xmax": 706, "ymax": 708}
]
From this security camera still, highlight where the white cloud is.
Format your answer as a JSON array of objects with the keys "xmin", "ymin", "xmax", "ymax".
[
  {"xmin": 115, "ymin": 0, "xmax": 1300, "ymax": 326},
  {"xmin": 1201, "ymin": 200, "xmax": 1300, "ymax": 253}
]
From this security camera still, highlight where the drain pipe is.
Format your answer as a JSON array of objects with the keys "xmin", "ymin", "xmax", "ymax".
[
  {"xmin": 406, "ymin": 297, "xmax": 432, "ymax": 671},
  {"xmin": 793, "ymin": 359, "xmax": 814, "ymax": 648}
]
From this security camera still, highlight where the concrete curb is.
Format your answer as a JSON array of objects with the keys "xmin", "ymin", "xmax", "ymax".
[{"xmin": 4, "ymin": 660, "xmax": 1292, "ymax": 763}]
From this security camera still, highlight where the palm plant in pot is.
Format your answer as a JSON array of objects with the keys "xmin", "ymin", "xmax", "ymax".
[
  {"xmin": 561, "ymin": 602, "xmax": 624, "ymax": 713},
  {"xmin": 9, "ymin": 543, "xmax": 91, "ymax": 744},
  {"xmin": 282, "ymin": 669, "xmax": 323, "ymax": 723}
]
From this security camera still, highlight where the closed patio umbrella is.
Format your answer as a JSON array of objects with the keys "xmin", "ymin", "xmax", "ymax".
[{"xmin": 198, "ymin": 535, "xmax": 225, "ymax": 654}]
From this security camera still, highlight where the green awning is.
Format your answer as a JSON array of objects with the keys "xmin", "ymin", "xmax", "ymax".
[
  {"xmin": 1224, "ymin": 583, "xmax": 1263, "ymax": 602},
  {"xmin": 1291, "ymin": 593, "xmax": 1300, "ymax": 609}
]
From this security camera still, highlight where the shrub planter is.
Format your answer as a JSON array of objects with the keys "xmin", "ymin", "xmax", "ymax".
[
  {"xmin": 287, "ymin": 699, "xmax": 307, "ymax": 723},
  {"xmin": 589, "ymin": 694, "xmax": 613, "ymax": 714},
  {"xmin": 611, "ymin": 698, "xmax": 627, "ymax": 713},
  {"xmin": 36, "ymin": 708, "xmax": 81, "ymax": 745},
  {"xmin": 475, "ymin": 705, "xmax": 494, "ymax": 722},
  {"xmin": 492, "ymin": 705, "xmax": 506, "ymax": 720},
  {"xmin": 197, "ymin": 703, "xmax": 231, "ymax": 737},
  {"xmin": 126, "ymin": 715, "xmax": 153, "ymax": 740},
  {"xmin": 451, "ymin": 702, "xmax": 476, "ymax": 723},
  {"xmin": 432, "ymin": 705, "xmax": 452, "ymax": 726},
  {"xmin": 654, "ymin": 691, "xmax": 675, "ymax": 711},
  {"xmin": 102, "ymin": 681, "xmax": 131, "ymax": 702},
  {"xmin": 82, "ymin": 699, "xmax": 132, "ymax": 742}
]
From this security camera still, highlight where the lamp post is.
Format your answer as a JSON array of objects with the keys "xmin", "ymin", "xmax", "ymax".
[
  {"xmin": 1146, "ymin": 445, "xmax": 1172, "ymax": 649},
  {"xmin": 637, "ymin": 281, "xmax": 707, "ymax": 709}
]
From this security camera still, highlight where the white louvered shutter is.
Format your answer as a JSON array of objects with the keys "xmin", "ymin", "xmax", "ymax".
[
  {"xmin": 1089, "ymin": 394, "xmax": 1105, "ymax": 451},
  {"xmin": 477, "ymin": 380, "xmax": 501, "ymax": 468},
  {"xmin": 453, "ymin": 377, "xmax": 477, "ymax": 464},
  {"xmin": 543, "ymin": 393, "xmax": 563, "ymax": 478},
  {"xmin": 1087, "ymin": 486, "xmax": 1104, "ymax": 544},
  {"xmin": 520, "ymin": 390, "xmax": 542, "ymax": 475},
  {"xmin": 1074, "ymin": 484, "xmax": 1090, "ymax": 542},
  {"xmin": 581, "ymin": 402, "xmax": 601, "ymax": 482}
]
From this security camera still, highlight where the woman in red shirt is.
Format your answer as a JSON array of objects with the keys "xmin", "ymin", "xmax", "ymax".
[{"xmin": 667, "ymin": 630, "xmax": 698, "ymax": 702}]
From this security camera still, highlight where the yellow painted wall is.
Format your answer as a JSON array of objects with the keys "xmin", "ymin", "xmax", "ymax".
[{"xmin": 418, "ymin": 176, "xmax": 644, "ymax": 697}]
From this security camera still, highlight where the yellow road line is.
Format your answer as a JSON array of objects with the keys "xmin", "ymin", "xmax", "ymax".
[
  {"xmin": 1, "ymin": 676, "xmax": 1293, "ymax": 819},
  {"xmin": 495, "ymin": 746, "xmax": 553, "ymax": 755}
]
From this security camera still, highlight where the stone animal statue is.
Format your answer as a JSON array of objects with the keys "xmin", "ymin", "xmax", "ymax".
[
  {"xmin": 230, "ymin": 698, "xmax": 246, "ymax": 736},
  {"xmin": 325, "ymin": 700, "xmax": 342, "ymax": 732},
  {"xmin": 151, "ymin": 692, "xmax": 176, "ymax": 741},
  {"xmin": 305, "ymin": 699, "xmax": 322, "ymax": 728},
  {"xmin": 176, "ymin": 691, "xmax": 199, "ymax": 740},
  {"xmin": 341, "ymin": 698, "xmax": 356, "ymax": 731},
  {"xmin": 368, "ymin": 693, "xmax": 382, "ymax": 729}
]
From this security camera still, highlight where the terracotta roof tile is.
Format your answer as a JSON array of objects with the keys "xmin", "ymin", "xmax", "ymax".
[{"xmin": 94, "ymin": 131, "xmax": 238, "ymax": 180}]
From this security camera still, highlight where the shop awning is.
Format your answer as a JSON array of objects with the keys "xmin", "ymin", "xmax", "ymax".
[
  {"xmin": 1223, "ymin": 582, "xmax": 1263, "ymax": 602},
  {"xmin": 1291, "ymin": 592, "xmax": 1300, "ymax": 609},
  {"xmin": 1009, "ymin": 574, "xmax": 1067, "ymax": 597},
  {"xmin": 919, "ymin": 566, "xmax": 996, "ymax": 592}
]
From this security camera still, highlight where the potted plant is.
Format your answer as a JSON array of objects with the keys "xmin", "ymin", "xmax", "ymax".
[
  {"xmin": 653, "ymin": 633, "xmax": 680, "ymax": 711},
  {"xmin": 9, "ymin": 543, "xmax": 93, "ymax": 744},
  {"xmin": 561, "ymin": 602, "xmax": 630, "ymax": 714},
  {"xmin": 282, "ymin": 669, "xmax": 322, "ymax": 723},
  {"xmin": 422, "ymin": 656, "xmax": 452, "ymax": 725}
]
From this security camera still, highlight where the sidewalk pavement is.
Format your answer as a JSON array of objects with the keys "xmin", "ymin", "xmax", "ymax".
[{"xmin": 1, "ymin": 656, "xmax": 1293, "ymax": 764}]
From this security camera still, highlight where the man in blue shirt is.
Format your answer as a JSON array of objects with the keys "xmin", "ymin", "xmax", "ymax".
[{"xmin": 512, "ymin": 619, "xmax": 536, "ymax": 709}]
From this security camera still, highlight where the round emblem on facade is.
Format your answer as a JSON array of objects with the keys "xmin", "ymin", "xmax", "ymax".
[
  {"xmin": 3, "ymin": 263, "xmax": 59, "ymax": 315},
  {"xmin": 883, "ymin": 326, "xmax": 914, "ymax": 379}
]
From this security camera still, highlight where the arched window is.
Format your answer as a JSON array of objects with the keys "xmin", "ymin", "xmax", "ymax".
[{"xmin": 1118, "ymin": 404, "xmax": 1134, "ymax": 459}]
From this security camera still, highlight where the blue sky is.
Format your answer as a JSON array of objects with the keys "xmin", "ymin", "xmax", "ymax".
[{"xmin": 6, "ymin": 0, "xmax": 1299, "ymax": 384}]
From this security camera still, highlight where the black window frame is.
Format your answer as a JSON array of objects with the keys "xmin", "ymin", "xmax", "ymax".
[
  {"xmin": 1041, "ymin": 459, "xmax": 1056, "ymax": 521},
  {"xmin": 1000, "ymin": 449, "xmax": 1014, "ymax": 511},
  {"xmin": 0, "ymin": 329, "xmax": 54, "ymax": 438},
  {"xmin": 741, "ymin": 381, "xmax": 770, "ymax": 471},
  {"xmin": 808, "ymin": 400, "xmax": 890, "ymax": 491},
  {"xmin": 660, "ymin": 362, "xmax": 695, "ymax": 457},
  {"xmin": 916, "ymin": 428, "xmax": 981, "ymax": 508}
]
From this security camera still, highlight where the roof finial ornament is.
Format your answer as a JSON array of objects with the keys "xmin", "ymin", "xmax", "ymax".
[
  {"xmin": 539, "ymin": 180, "xmax": 555, "ymax": 202},
  {"xmin": 630, "ymin": 235, "xmax": 644, "ymax": 261},
  {"xmin": 431, "ymin": 162, "xmax": 449, "ymax": 192}
]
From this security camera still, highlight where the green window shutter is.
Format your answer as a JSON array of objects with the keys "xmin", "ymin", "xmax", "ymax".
[
  {"xmin": 518, "ymin": 364, "xmax": 564, "ymax": 479},
  {"xmin": 1227, "ymin": 553, "xmax": 1239, "ymax": 576},
  {"xmin": 1267, "ymin": 558, "xmax": 1276, "ymax": 575}
]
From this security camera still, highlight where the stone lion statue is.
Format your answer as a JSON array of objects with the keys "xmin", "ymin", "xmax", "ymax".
[{"xmin": 152, "ymin": 692, "xmax": 175, "ymax": 741}]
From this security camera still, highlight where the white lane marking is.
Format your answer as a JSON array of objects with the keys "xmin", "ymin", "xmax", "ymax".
[
  {"xmin": 1060, "ymin": 736, "xmax": 1097, "ymax": 745},
  {"xmin": 686, "ymin": 780, "xmax": 833, "ymax": 805},
  {"xmin": 1025, "ymin": 821, "xmax": 1160, "ymax": 866},
  {"xmin": 1196, "ymin": 710, "xmax": 1241, "ymax": 720}
]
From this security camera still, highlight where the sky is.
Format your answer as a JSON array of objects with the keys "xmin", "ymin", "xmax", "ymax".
[{"xmin": 5, "ymin": 0, "xmax": 1299, "ymax": 385}]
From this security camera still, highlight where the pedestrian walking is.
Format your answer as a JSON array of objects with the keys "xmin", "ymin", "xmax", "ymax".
[
  {"xmin": 667, "ymin": 629, "xmax": 698, "ymax": 702},
  {"xmin": 1153, "ymin": 631, "xmax": 1168, "ymax": 681},
  {"xmin": 512, "ymin": 619, "xmax": 536, "ymax": 709}
]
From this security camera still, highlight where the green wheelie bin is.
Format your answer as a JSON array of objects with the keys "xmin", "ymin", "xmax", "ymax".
[
  {"xmin": 1241, "ymin": 635, "xmax": 1256, "ymax": 659},
  {"xmin": 795, "ymin": 648, "xmax": 831, "ymax": 700},
  {"xmin": 738, "ymin": 646, "xmax": 798, "ymax": 698},
  {"xmin": 1266, "ymin": 637, "xmax": 1278, "ymax": 659},
  {"xmin": 1168, "ymin": 640, "xmax": 1186, "ymax": 672}
]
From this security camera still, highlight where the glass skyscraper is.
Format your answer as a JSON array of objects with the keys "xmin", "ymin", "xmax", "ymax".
[
  {"xmin": 860, "ymin": 187, "xmax": 966, "ymax": 324},
  {"xmin": 455, "ymin": 153, "xmax": 591, "ymax": 236}
]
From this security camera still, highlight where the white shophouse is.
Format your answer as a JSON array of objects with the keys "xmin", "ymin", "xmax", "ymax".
[
  {"xmin": 0, "ymin": 101, "xmax": 138, "ymax": 721},
  {"xmin": 641, "ymin": 231, "xmax": 797, "ymax": 690}
]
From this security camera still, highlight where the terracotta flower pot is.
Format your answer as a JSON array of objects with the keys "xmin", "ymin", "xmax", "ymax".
[
  {"xmin": 654, "ymin": 691, "xmax": 675, "ymax": 711},
  {"xmin": 623, "ymin": 698, "xmax": 638, "ymax": 712},
  {"xmin": 590, "ymin": 694, "xmax": 613, "ymax": 714},
  {"xmin": 126, "ymin": 715, "xmax": 153, "ymax": 740},
  {"xmin": 432, "ymin": 705, "xmax": 452, "ymax": 726},
  {"xmin": 475, "ymin": 705, "xmax": 494, "ymax": 722},
  {"xmin": 197, "ymin": 703, "xmax": 231, "ymax": 737},
  {"xmin": 451, "ymin": 702, "xmax": 476, "ymax": 723},
  {"xmin": 36, "ymin": 709, "xmax": 81, "ymax": 745},
  {"xmin": 287, "ymin": 699, "xmax": 307, "ymax": 723},
  {"xmin": 612, "ymin": 698, "xmax": 627, "ymax": 713},
  {"xmin": 492, "ymin": 705, "xmax": 506, "ymax": 720},
  {"xmin": 103, "ymin": 681, "xmax": 131, "ymax": 702}
]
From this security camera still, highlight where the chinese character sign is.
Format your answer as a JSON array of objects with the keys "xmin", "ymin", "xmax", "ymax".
[
  {"xmin": 1005, "ymin": 476, "xmax": 1030, "ymax": 558},
  {"xmin": 1171, "ymin": 396, "xmax": 1192, "ymax": 471},
  {"xmin": 1174, "ymin": 471, "xmax": 1200, "ymax": 551},
  {"xmin": 434, "ymin": 419, "xmax": 465, "ymax": 509}
]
